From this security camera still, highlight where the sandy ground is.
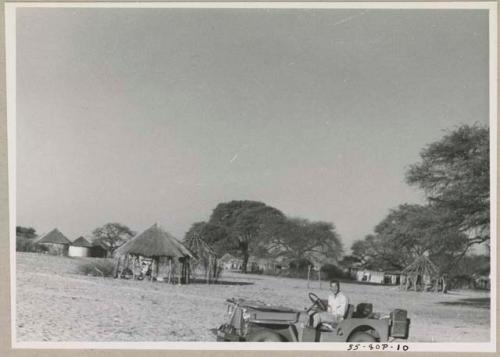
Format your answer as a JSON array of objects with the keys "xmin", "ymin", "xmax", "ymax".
[{"xmin": 16, "ymin": 252, "xmax": 490, "ymax": 342}]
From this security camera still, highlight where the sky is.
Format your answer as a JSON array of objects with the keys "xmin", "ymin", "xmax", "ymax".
[{"xmin": 15, "ymin": 8, "xmax": 490, "ymax": 251}]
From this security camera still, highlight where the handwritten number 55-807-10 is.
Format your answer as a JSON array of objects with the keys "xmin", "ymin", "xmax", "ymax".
[{"xmin": 347, "ymin": 344, "xmax": 409, "ymax": 351}]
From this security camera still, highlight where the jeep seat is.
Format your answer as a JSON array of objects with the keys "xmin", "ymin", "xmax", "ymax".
[{"xmin": 344, "ymin": 304, "xmax": 355, "ymax": 319}]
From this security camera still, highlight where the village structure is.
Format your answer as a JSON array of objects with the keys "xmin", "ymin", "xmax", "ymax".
[
  {"xmin": 35, "ymin": 228, "xmax": 108, "ymax": 258},
  {"xmin": 28, "ymin": 228, "xmax": 489, "ymax": 296},
  {"xmin": 113, "ymin": 223, "xmax": 193, "ymax": 283},
  {"xmin": 28, "ymin": 227, "xmax": 491, "ymax": 292}
]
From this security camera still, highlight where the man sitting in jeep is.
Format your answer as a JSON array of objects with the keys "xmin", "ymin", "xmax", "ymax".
[{"xmin": 313, "ymin": 280, "xmax": 349, "ymax": 327}]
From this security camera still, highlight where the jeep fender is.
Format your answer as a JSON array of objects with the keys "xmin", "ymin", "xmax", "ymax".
[{"xmin": 338, "ymin": 318, "xmax": 389, "ymax": 342}]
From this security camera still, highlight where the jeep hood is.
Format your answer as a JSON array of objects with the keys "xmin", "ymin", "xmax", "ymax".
[{"xmin": 227, "ymin": 298, "xmax": 299, "ymax": 313}]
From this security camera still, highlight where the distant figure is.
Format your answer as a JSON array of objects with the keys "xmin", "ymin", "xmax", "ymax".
[{"xmin": 314, "ymin": 280, "xmax": 349, "ymax": 327}]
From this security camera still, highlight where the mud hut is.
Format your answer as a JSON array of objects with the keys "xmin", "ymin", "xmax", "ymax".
[
  {"xmin": 69, "ymin": 236, "xmax": 93, "ymax": 257},
  {"xmin": 36, "ymin": 228, "xmax": 71, "ymax": 256},
  {"xmin": 114, "ymin": 223, "xmax": 193, "ymax": 283},
  {"xmin": 401, "ymin": 255, "xmax": 441, "ymax": 292}
]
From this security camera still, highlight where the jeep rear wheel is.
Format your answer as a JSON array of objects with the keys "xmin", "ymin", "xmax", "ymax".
[
  {"xmin": 348, "ymin": 331, "xmax": 377, "ymax": 342},
  {"xmin": 247, "ymin": 329, "xmax": 284, "ymax": 342}
]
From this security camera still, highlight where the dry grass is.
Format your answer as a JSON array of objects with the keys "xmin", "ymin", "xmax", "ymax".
[{"xmin": 16, "ymin": 252, "xmax": 490, "ymax": 342}]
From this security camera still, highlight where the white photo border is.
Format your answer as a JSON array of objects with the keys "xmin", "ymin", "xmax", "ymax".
[{"xmin": 5, "ymin": 1, "xmax": 498, "ymax": 352}]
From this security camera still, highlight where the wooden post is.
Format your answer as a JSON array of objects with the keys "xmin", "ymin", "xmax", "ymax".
[
  {"xmin": 155, "ymin": 257, "xmax": 160, "ymax": 281},
  {"xmin": 168, "ymin": 258, "xmax": 172, "ymax": 284},
  {"xmin": 207, "ymin": 256, "xmax": 211, "ymax": 285},
  {"xmin": 318, "ymin": 265, "xmax": 322, "ymax": 289},
  {"xmin": 307, "ymin": 265, "xmax": 311, "ymax": 289}
]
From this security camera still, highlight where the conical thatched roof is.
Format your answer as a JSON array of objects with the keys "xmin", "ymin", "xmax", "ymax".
[
  {"xmin": 402, "ymin": 255, "xmax": 439, "ymax": 277},
  {"xmin": 115, "ymin": 223, "xmax": 193, "ymax": 258},
  {"xmin": 37, "ymin": 228, "xmax": 71, "ymax": 245},
  {"xmin": 184, "ymin": 233, "xmax": 217, "ymax": 261},
  {"xmin": 72, "ymin": 236, "xmax": 93, "ymax": 248}
]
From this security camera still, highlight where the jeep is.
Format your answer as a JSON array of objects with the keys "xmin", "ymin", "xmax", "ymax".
[{"xmin": 216, "ymin": 292, "xmax": 410, "ymax": 342}]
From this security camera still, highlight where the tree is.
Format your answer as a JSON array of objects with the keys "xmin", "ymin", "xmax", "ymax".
[
  {"xmin": 351, "ymin": 204, "xmax": 469, "ymax": 273},
  {"xmin": 406, "ymin": 124, "xmax": 489, "ymax": 247},
  {"xmin": 16, "ymin": 226, "xmax": 37, "ymax": 240},
  {"xmin": 16, "ymin": 226, "xmax": 38, "ymax": 252},
  {"xmin": 92, "ymin": 223, "xmax": 135, "ymax": 256},
  {"xmin": 267, "ymin": 218, "xmax": 343, "ymax": 269},
  {"xmin": 208, "ymin": 201, "xmax": 285, "ymax": 273}
]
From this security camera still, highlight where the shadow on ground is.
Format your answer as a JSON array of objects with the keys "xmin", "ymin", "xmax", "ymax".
[
  {"xmin": 438, "ymin": 297, "xmax": 490, "ymax": 309},
  {"xmin": 190, "ymin": 278, "xmax": 254, "ymax": 286}
]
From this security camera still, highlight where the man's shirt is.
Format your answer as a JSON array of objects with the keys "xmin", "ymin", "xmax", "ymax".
[{"xmin": 327, "ymin": 291, "xmax": 349, "ymax": 319}]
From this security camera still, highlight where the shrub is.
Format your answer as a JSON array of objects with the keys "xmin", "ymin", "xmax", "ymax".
[
  {"xmin": 16, "ymin": 236, "xmax": 38, "ymax": 252},
  {"xmin": 76, "ymin": 259, "xmax": 116, "ymax": 277}
]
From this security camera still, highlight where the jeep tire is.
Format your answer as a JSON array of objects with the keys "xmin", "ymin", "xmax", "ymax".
[
  {"xmin": 348, "ymin": 331, "xmax": 377, "ymax": 342},
  {"xmin": 247, "ymin": 329, "xmax": 284, "ymax": 342}
]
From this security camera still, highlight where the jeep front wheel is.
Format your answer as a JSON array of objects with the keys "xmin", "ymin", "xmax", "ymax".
[
  {"xmin": 348, "ymin": 331, "xmax": 377, "ymax": 342},
  {"xmin": 247, "ymin": 329, "xmax": 284, "ymax": 342}
]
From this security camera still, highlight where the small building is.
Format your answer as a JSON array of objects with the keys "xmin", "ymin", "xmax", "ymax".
[
  {"xmin": 220, "ymin": 253, "xmax": 243, "ymax": 271},
  {"xmin": 349, "ymin": 267, "xmax": 399, "ymax": 285},
  {"xmin": 384, "ymin": 271, "xmax": 402, "ymax": 285},
  {"xmin": 69, "ymin": 236, "xmax": 93, "ymax": 257},
  {"xmin": 36, "ymin": 228, "xmax": 71, "ymax": 256},
  {"xmin": 248, "ymin": 257, "xmax": 277, "ymax": 273}
]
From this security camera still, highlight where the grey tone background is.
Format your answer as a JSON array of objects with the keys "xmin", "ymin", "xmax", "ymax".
[
  {"xmin": 0, "ymin": 2, "xmax": 497, "ymax": 356},
  {"xmin": 15, "ymin": 8, "xmax": 489, "ymax": 250}
]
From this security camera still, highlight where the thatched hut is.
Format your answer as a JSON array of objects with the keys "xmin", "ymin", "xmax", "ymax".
[
  {"xmin": 36, "ymin": 228, "xmax": 71, "ymax": 256},
  {"xmin": 114, "ymin": 223, "xmax": 193, "ymax": 283},
  {"xmin": 69, "ymin": 236, "xmax": 93, "ymax": 257},
  {"xmin": 184, "ymin": 233, "xmax": 220, "ymax": 283},
  {"xmin": 401, "ymin": 255, "xmax": 441, "ymax": 292}
]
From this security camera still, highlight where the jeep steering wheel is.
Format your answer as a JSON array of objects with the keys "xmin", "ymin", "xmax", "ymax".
[{"xmin": 308, "ymin": 292, "xmax": 327, "ymax": 312}]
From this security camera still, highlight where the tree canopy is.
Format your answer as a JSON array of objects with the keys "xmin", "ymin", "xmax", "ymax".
[
  {"xmin": 266, "ymin": 217, "xmax": 343, "ymax": 269},
  {"xmin": 406, "ymin": 124, "xmax": 489, "ymax": 246},
  {"xmin": 208, "ymin": 200, "xmax": 285, "ymax": 273},
  {"xmin": 16, "ymin": 226, "xmax": 37, "ymax": 240},
  {"xmin": 92, "ymin": 223, "xmax": 135, "ymax": 256},
  {"xmin": 351, "ymin": 204, "xmax": 469, "ymax": 272}
]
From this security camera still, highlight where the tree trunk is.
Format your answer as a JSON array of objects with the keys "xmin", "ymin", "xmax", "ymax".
[
  {"xmin": 242, "ymin": 251, "xmax": 249, "ymax": 274},
  {"xmin": 113, "ymin": 256, "xmax": 121, "ymax": 278}
]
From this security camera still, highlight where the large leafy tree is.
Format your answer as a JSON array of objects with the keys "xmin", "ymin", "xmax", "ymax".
[
  {"xmin": 208, "ymin": 201, "xmax": 285, "ymax": 273},
  {"xmin": 351, "ymin": 204, "xmax": 469, "ymax": 272},
  {"xmin": 92, "ymin": 223, "xmax": 135, "ymax": 256},
  {"xmin": 406, "ymin": 124, "xmax": 489, "ymax": 247},
  {"xmin": 267, "ymin": 218, "xmax": 343, "ymax": 269}
]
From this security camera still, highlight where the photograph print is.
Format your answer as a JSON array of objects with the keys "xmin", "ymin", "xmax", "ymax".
[{"xmin": 6, "ymin": 1, "xmax": 496, "ymax": 351}]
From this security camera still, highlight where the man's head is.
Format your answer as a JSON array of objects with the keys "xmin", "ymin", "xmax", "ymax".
[{"xmin": 330, "ymin": 280, "xmax": 340, "ymax": 294}]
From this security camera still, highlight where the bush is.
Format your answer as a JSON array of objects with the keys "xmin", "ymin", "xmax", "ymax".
[
  {"xmin": 16, "ymin": 236, "xmax": 38, "ymax": 252},
  {"xmin": 76, "ymin": 259, "xmax": 116, "ymax": 277}
]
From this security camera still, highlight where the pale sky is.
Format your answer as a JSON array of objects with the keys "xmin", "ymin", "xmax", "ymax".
[{"xmin": 16, "ymin": 8, "xmax": 489, "ymax": 250}]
